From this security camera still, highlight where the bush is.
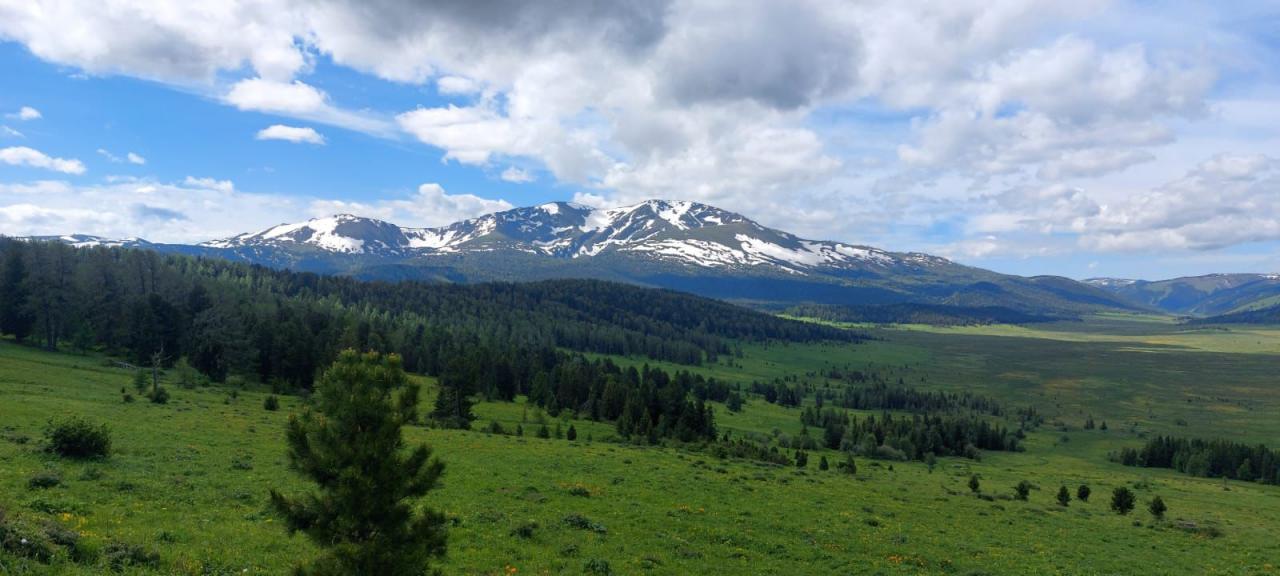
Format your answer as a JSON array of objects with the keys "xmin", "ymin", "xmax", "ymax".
[
  {"xmin": 0, "ymin": 509, "xmax": 56, "ymax": 561},
  {"xmin": 263, "ymin": 395, "xmax": 280, "ymax": 411},
  {"xmin": 103, "ymin": 541, "xmax": 160, "ymax": 571},
  {"xmin": 1077, "ymin": 484, "xmax": 1091, "ymax": 502},
  {"xmin": 510, "ymin": 521, "xmax": 538, "ymax": 539},
  {"xmin": 27, "ymin": 469, "xmax": 61, "ymax": 489},
  {"xmin": 149, "ymin": 386, "xmax": 169, "ymax": 404},
  {"xmin": 584, "ymin": 558, "xmax": 614, "ymax": 575},
  {"xmin": 563, "ymin": 513, "xmax": 607, "ymax": 534},
  {"xmin": 45, "ymin": 417, "xmax": 111, "ymax": 459},
  {"xmin": 1014, "ymin": 480, "xmax": 1032, "ymax": 501}
]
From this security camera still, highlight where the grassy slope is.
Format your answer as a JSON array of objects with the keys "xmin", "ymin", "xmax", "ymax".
[{"xmin": 2, "ymin": 317, "xmax": 1280, "ymax": 574}]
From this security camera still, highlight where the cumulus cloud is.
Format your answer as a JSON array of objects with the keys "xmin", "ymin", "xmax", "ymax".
[
  {"xmin": 0, "ymin": 178, "xmax": 300, "ymax": 242},
  {"xmin": 309, "ymin": 183, "xmax": 514, "ymax": 227},
  {"xmin": 256, "ymin": 124, "xmax": 326, "ymax": 144},
  {"xmin": 126, "ymin": 152, "xmax": 146, "ymax": 165},
  {"xmin": 6, "ymin": 106, "xmax": 41, "ymax": 121},
  {"xmin": 0, "ymin": 146, "xmax": 86, "ymax": 174},
  {"xmin": 941, "ymin": 153, "xmax": 1280, "ymax": 257},
  {"xmin": 3, "ymin": 0, "xmax": 1278, "ymax": 262},
  {"xmin": 500, "ymin": 166, "xmax": 533, "ymax": 183},
  {"xmin": 0, "ymin": 178, "xmax": 514, "ymax": 242}
]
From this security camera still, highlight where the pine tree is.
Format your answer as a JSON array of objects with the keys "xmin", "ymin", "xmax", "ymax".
[
  {"xmin": 1056, "ymin": 485, "xmax": 1071, "ymax": 507},
  {"xmin": 1148, "ymin": 495, "xmax": 1166, "ymax": 519},
  {"xmin": 270, "ymin": 351, "xmax": 447, "ymax": 576},
  {"xmin": 1014, "ymin": 480, "xmax": 1032, "ymax": 501},
  {"xmin": 726, "ymin": 391, "xmax": 744, "ymax": 413},
  {"xmin": 1110, "ymin": 487, "xmax": 1135, "ymax": 515},
  {"xmin": 1077, "ymin": 484, "xmax": 1091, "ymax": 502},
  {"xmin": 0, "ymin": 245, "xmax": 34, "ymax": 342}
]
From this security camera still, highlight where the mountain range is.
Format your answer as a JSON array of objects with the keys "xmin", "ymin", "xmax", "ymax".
[
  {"xmin": 29, "ymin": 199, "xmax": 1163, "ymax": 317},
  {"xmin": 1084, "ymin": 274, "xmax": 1280, "ymax": 316}
]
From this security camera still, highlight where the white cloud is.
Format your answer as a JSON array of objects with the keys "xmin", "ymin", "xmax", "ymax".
[
  {"xmin": 0, "ymin": 178, "xmax": 299, "ymax": 243},
  {"xmin": 226, "ymin": 78, "xmax": 328, "ymax": 115},
  {"xmin": 97, "ymin": 149, "xmax": 148, "ymax": 165},
  {"xmin": 7, "ymin": 106, "xmax": 42, "ymax": 121},
  {"xmin": 308, "ymin": 183, "xmax": 514, "ymax": 228},
  {"xmin": 2, "ymin": 126, "xmax": 24, "ymax": 138},
  {"xmin": 182, "ymin": 176, "xmax": 235, "ymax": 193},
  {"xmin": 256, "ymin": 124, "xmax": 326, "ymax": 145},
  {"xmin": 4, "ymin": 0, "xmax": 1280, "ymax": 264},
  {"xmin": 437, "ymin": 76, "xmax": 481, "ymax": 95},
  {"xmin": 500, "ymin": 166, "xmax": 533, "ymax": 183},
  {"xmin": 0, "ymin": 146, "xmax": 85, "ymax": 174},
  {"xmin": 225, "ymin": 77, "xmax": 392, "ymax": 134}
]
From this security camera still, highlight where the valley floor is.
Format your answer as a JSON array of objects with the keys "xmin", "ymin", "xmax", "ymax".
[{"xmin": 2, "ymin": 316, "xmax": 1279, "ymax": 574}]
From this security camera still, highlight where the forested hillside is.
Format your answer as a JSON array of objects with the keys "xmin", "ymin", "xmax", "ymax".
[{"xmin": 0, "ymin": 238, "xmax": 854, "ymax": 389}]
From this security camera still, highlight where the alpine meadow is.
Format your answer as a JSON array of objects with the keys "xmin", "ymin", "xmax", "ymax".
[{"xmin": 3, "ymin": 1, "xmax": 1280, "ymax": 575}]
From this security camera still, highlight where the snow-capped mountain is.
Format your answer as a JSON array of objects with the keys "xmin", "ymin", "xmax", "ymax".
[
  {"xmin": 24, "ymin": 234, "xmax": 154, "ymax": 249},
  {"xmin": 39, "ymin": 199, "xmax": 1139, "ymax": 314},
  {"xmin": 201, "ymin": 200, "xmax": 949, "ymax": 276}
]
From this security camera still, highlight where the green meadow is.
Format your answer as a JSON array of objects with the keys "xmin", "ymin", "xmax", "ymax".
[{"xmin": 2, "ymin": 315, "xmax": 1280, "ymax": 574}]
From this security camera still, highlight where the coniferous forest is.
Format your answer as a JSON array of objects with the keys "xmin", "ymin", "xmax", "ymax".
[{"xmin": 0, "ymin": 238, "xmax": 852, "ymax": 383}]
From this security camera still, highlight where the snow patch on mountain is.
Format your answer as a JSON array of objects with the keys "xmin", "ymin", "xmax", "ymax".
[{"xmin": 197, "ymin": 199, "xmax": 952, "ymax": 274}]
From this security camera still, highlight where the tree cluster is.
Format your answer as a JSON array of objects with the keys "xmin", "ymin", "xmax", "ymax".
[{"xmin": 1118, "ymin": 435, "xmax": 1279, "ymax": 484}]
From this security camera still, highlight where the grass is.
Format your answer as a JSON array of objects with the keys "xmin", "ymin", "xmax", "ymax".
[{"xmin": 2, "ymin": 316, "xmax": 1280, "ymax": 574}]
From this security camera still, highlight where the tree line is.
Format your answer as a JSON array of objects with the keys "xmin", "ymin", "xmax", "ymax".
[
  {"xmin": 0, "ymin": 239, "xmax": 855, "ymax": 392},
  {"xmin": 1117, "ymin": 435, "xmax": 1280, "ymax": 485},
  {"xmin": 802, "ymin": 408, "xmax": 1020, "ymax": 461}
]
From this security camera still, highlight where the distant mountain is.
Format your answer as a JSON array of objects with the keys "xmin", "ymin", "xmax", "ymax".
[
  {"xmin": 1085, "ymin": 273, "xmax": 1280, "ymax": 316},
  {"xmin": 38, "ymin": 199, "xmax": 1138, "ymax": 316},
  {"xmin": 1189, "ymin": 302, "xmax": 1280, "ymax": 325}
]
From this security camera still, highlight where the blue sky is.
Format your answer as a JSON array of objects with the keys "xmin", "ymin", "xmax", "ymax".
[{"xmin": 2, "ymin": 0, "xmax": 1279, "ymax": 280}]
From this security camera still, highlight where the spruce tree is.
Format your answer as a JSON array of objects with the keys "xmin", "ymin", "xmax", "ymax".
[
  {"xmin": 1077, "ymin": 484, "xmax": 1091, "ymax": 502},
  {"xmin": 1014, "ymin": 480, "xmax": 1032, "ymax": 501},
  {"xmin": 1148, "ymin": 495, "xmax": 1166, "ymax": 519},
  {"xmin": 431, "ymin": 358, "xmax": 476, "ymax": 429},
  {"xmin": 1056, "ymin": 485, "xmax": 1071, "ymax": 506},
  {"xmin": 270, "ymin": 351, "xmax": 447, "ymax": 576},
  {"xmin": 1110, "ymin": 487, "xmax": 1135, "ymax": 515},
  {"xmin": 843, "ymin": 453, "xmax": 857, "ymax": 476},
  {"xmin": 566, "ymin": 424, "xmax": 577, "ymax": 441},
  {"xmin": 968, "ymin": 474, "xmax": 980, "ymax": 493},
  {"xmin": 818, "ymin": 456, "xmax": 829, "ymax": 471}
]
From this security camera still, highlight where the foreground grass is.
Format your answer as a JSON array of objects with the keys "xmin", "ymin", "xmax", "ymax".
[{"xmin": 2, "ymin": 334, "xmax": 1279, "ymax": 574}]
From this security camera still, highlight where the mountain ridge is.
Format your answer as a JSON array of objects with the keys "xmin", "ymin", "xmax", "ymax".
[
  {"xmin": 1085, "ymin": 273, "xmax": 1280, "ymax": 316},
  {"xmin": 28, "ymin": 199, "xmax": 1139, "ymax": 316}
]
